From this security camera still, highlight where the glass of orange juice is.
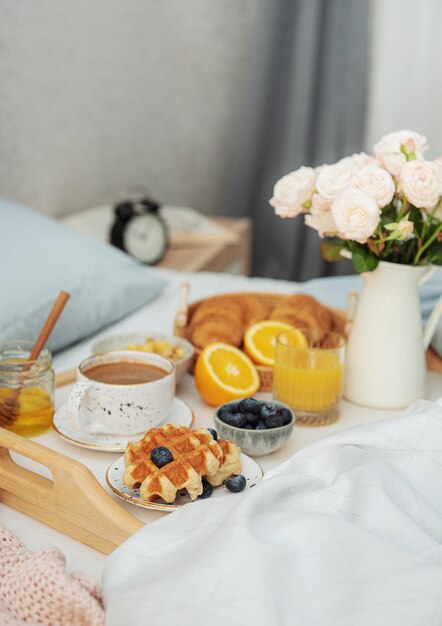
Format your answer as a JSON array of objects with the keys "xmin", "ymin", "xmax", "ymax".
[{"xmin": 273, "ymin": 329, "xmax": 345, "ymax": 426}]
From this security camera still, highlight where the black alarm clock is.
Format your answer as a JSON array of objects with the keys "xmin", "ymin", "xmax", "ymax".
[{"xmin": 110, "ymin": 197, "xmax": 168, "ymax": 264}]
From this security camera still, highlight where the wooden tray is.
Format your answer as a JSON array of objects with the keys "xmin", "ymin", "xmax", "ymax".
[
  {"xmin": 174, "ymin": 283, "xmax": 349, "ymax": 392},
  {"xmin": 0, "ymin": 427, "xmax": 143, "ymax": 554}
]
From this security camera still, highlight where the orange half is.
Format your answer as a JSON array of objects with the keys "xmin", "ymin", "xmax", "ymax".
[
  {"xmin": 244, "ymin": 320, "xmax": 306, "ymax": 366},
  {"xmin": 194, "ymin": 343, "xmax": 260, "ymax": 406}
]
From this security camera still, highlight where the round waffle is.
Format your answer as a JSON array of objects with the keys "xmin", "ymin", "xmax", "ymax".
[{"xmin": 123, "ymin": 424, "xmax": 242, "ymax": 504}]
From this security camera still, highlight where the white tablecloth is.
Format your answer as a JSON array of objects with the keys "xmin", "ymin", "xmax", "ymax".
[{"xmin": 1, "ymin": 269, "xmax": 442, "ymax": 586}]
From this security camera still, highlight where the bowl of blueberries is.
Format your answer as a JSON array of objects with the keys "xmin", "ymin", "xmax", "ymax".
[{"xmin": 213, "ymin": 397, "xmax": 295, "ymax": 457}]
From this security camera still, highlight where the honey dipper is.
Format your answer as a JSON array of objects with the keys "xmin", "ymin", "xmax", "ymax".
[{"xmin": 0, "ymin": 291, "xmax": 70, "ymax": 425}]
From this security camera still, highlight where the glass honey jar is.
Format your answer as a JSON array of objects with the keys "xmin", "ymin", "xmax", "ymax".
[{"xmin": 0, "ymin": 340, "xmax": 55, "ymax": 436}]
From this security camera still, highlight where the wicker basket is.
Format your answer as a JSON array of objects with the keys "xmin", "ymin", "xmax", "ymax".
[{"xmin": 173, "ymin": 284, "xmax": 348, "ymax": 392}]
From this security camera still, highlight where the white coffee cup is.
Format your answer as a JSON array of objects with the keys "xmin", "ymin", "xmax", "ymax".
[{"xmin": 67, "ymin": 351, "xmax": 175, "ymax": 435}]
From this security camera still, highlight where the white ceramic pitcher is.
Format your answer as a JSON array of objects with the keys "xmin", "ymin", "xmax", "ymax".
[{"xmin": 344, "ymin": 261, "xmax": 442, "ymax": 409}]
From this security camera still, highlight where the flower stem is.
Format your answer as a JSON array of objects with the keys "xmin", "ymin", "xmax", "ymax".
[
  {"xmin": 382, "ymin": 198, "xmax": 409, "ymax": 259},
  {"xmin": 397, "ymin": 197, "xmax": 408, "ymax": 221},
  {"xmin": 413, "ymin": 223, "xmax": 442, "ymax": 264},
  {"xmin": 421, "ymin": 204, "xmax": 438, "ymax": 243}
]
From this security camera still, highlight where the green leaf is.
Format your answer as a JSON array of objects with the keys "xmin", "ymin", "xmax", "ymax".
[
  {"xmin": 320, "ymin": 239, "xmax": 345, "ymax": 263},
  {"xmin": 351, "ymin": 244, "xmax": 379, "ymax": 273},
  {"xmin": 408, "ymin": 205, "xmax": 424, "ymax": 236},
  {"xmin": 380, "ymin": 204, "xmax": 397, "ymax": 221},
  {"xmin": 428, "ymin": 250, "xmax": 442, "ymax": 265}
]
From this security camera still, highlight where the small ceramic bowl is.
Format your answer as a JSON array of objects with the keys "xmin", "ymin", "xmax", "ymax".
[
  {"xmin": 91, "ymin": 332, "xmax": 194, "ymax": 383},
  {"xmin": 213, "ymin": 399, "xmax": 296, "ymax": 457}
]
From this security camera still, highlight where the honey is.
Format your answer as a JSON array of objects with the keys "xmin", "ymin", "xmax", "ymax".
[
  {"xmin": 0, "ymin": 387, "xmax": 54, "ymax": 436},
  {"xmin": 0, "ymin": 342, "xmax": 55, "ymax": 437}
]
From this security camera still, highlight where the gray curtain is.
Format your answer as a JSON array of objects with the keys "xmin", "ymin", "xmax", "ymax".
[{"xmin": 226, "ymin": 0, "xmax": 370, "ymax": 281}]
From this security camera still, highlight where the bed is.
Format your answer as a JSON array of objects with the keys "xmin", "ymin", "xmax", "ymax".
[{"xmin": 1, "ymin": 267, "xmax": 442, "ymax": 625}]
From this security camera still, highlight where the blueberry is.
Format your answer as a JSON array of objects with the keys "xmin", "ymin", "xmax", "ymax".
[
  {"xmin": 245, "ymin": 424, "xmax": 254, "ymax": 430},
  {"xmin": 218, "ymin": 405, "xmax": 231, "ymax": 417},
  {"xmin": 260, "ymin": 403, "xmax": 277, "ymax": 420},
  {"xmin": 239, "ymin": 397, "xmax": 261, "ymax": 414},
  {"xmin": 277, "ymin": 407, "xmax": 292, "ymax": 425},
  {"xmin": 207, "ymin": 428, "xmax": 218, "ymax": 441},
  {"xmin": 219, "ymin": 411, "xmax": 235, "ymax": 425},
  {"xmin": 198, "ymin": 479, "xmax": 213, "ymax": 499},
  {"xmin": 265, "ymin": 414, "xmax": 284, "ymax": 429},
  {"xmin": 246, "ymin": 412, "xmax": 259, "ymax": 427},
  {"xmin": 151, "ymin": 446, "xmax": 173, "ymax": 468},
  {"xmin": 230, "ymin": 413, "xmax": 247, "ymax": 428},
  {"xmin": 225, "ymin": 474, "xmax": 247, "ymax": 493},
  {"xmin": 255, "ymin": 421, "xmax": 267, "ymax": 430},
  {"xmin": 226, "ymin": 402, "xmax": 240, "ymax": 413}
]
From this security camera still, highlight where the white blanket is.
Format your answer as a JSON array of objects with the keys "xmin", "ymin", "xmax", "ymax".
[{"xmin": 103, "ymin": 400, "xmax": 442, "ymax": 625}]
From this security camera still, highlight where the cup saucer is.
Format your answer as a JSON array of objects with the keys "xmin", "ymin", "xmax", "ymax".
[{"xmin": 52, "ymin": 397, "xmax": 194, "ymax": 452}]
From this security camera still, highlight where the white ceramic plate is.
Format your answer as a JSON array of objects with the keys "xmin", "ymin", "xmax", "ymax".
[
  {"xmin": 106, "ymin": 453, "xmax": 263, "ymax": 512},
  {"xmin": 91, "ymin": 332, "xmax": 194, "ymax": 382},
  {"xmin": 52, "ymin": 397, "xmax": 194, "ymax": 452}
]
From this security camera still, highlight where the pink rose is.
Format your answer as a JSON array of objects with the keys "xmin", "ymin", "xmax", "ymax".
[
  {"xmin": 434, "ymin": 156, "xmax": 442, "ymax": 179},
  {"xmin": 434, "ymin": 158, "xmax": 442, "ymax": 219},
  {"xmin": 346, "ymin": 152, "xmax": 381, "ymax": 168},
  {"xmin": 304, "ymin": 206, "xmax": 337, "ymax": 238},
  {"xmin": 399, "ymin": 160, "xmax": 442, "ymax": 210},
  {"xmin": 398, "ymin": 220, "xmax": 414, "ymax": 238},
  {"xmin": 384, "ymin": 220, "xmax": 414, "ymax": 240},
  {"xmin": 270, "ymin": 167, "xmax": 315, "ymax": 218},
  {"xmin": 316, "ymin": 159, "xmax": 357, "ymax": 202},
  {"xmin": 311, "ymin": 193, "xmax": 332, "ymax": 211},
  {"xmin": 373, "ymin": 130, "xmax": 428, "ymax": 176},
  {"xmin": 353, "ymin": 165, "xmax": 395, "ymax": 208},
  {"xmin": 331, "ymin": 187, "xmax": 381, "ymax": 244}
]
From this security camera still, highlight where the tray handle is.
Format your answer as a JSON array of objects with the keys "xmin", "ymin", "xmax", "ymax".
[
  {"xmin": 174, "ymin": 281, "xmax": 190, "ymax": 336},
  {"xmin": 0, "ymin": 428, "xmax": 143, "ymax": 554}
]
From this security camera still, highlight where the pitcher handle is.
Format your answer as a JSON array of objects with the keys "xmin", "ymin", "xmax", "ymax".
[
  {"xmin": 423, "ymin": 294, "xmax": 442, "ymax": 350},
  {"xmin": 418, "ymin": 265, "xmax": 436, "ymax": 285},
  {"xmin": 345, "ymin": 291, "xmax": 359, "ymax": 336}
]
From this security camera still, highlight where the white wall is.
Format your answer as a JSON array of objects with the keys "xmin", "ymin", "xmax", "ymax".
[
  {"xmin": 365, "ymin": 0, "xmax": 442, "ymax": 156},
  {"xmin": 0, "ymin": 1, "xmax": 256, "ymax": 217}
]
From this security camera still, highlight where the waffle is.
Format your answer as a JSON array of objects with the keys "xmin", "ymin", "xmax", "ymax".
[
  {"xmin": 123, "ymin": 424, "xmax": 241, "ymax": 504},
  {"xmin": 205, "ymin": 439, "xmax": 242, "ymax": 487}
]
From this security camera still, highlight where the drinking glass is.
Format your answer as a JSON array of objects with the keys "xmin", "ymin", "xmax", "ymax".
[{"xmin": 273, "ymin": 329, "xmax": 345, "ymax": 426}]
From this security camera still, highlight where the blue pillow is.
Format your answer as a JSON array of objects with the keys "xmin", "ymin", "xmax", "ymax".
[{"xmin": 0, "ymin": 199, "xmax": 167, "ymax": 352}]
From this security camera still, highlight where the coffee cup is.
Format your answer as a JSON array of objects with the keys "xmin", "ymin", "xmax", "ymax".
[{"xmin": 67, "ymin": 351, "xmax": 175, "ymax": 435}]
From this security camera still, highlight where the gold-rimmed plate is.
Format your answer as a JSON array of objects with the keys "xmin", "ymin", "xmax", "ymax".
[
  {"xmin": 52, "ymin": 397, "xmax": 194, "ymax": 452},
  {"xmin": 106, "ymin": 453, "xmax": 263, "ymax": 512}
]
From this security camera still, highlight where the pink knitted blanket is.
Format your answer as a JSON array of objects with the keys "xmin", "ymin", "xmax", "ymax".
[{"xmin": 0, "ymin": 524, "xmax": 104, "ymax": 626}]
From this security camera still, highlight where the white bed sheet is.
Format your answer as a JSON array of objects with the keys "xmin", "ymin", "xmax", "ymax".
[
  {"xmin": 1, "ymin": 268, "xmax": 441, "ymax": 584},
  {"xmin": 104, "ymin": 400, "xmax": 442, "ymax": 626}
]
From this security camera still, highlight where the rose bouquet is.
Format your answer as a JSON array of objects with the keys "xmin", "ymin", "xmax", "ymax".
[{"xmin": 270, "ymin": 130, "xmax": 442, "ymax": 273}]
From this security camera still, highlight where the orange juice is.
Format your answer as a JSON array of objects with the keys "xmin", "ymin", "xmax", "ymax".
[
  {"xmin": 273, "ymin": 329, "xmax": 345, "ymax": 425},
  {"xmin": 273, "ymin": 350, "xmax": 343, "ymax": 411}
]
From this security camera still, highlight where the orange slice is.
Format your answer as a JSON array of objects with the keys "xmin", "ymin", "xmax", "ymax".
[
  {"xmin": 244, "ymin": 321, "xmax": 306, "ymax": 366},
  {"xmin": 194, "ymin": 343, "xmax": 260, "ymax": 406}
]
